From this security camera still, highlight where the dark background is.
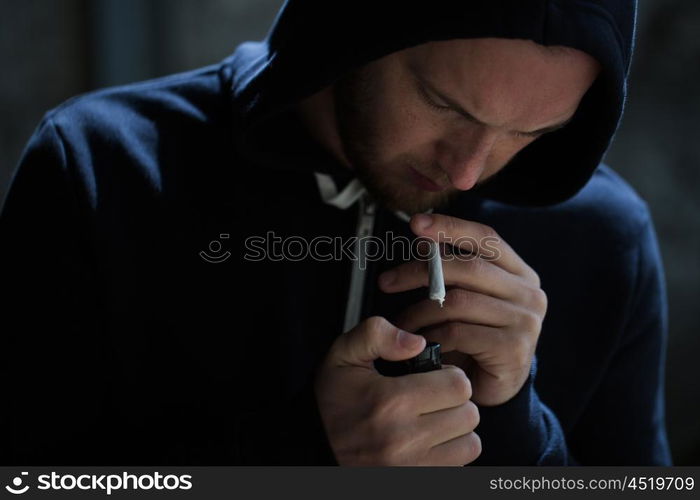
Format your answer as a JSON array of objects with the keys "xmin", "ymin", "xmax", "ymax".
[{"xmin": 1, "ymin": 0, "xmax": 698, "ymax": 465}]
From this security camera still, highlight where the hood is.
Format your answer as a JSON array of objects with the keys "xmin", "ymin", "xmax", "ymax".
[{"xmin": 229, "ymin": 0, "xmax": 637, "ymax": 207}]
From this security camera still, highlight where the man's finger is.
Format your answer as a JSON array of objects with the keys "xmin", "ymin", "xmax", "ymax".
[
  {"xmin": 395, "ymin": 288, "xmax": 520, "ymax": 332},
  {"xmin": 379, "ymin": 255, "xmax": 526, "ymax": 301},
  {"xmin": 410, "ymin": 213, "xmax": 539, "ymax": 283},
  {"xmin": 422, "ymin": 322, "xmax": 506, "ymax": 356},
  {"xmin": 329, "ymin": 316, "xmax": 426, "ymax": 368},
  {"xmin": 424, "ymin": 432, "xmax": 482, "ymax": 466},
  {"xmin": 389, "ymin": 365, "xmax": 473, "ymax": 414},
  {"xmin": 417, "ymin": 400, "xmax": 480, "ymax": 447}
]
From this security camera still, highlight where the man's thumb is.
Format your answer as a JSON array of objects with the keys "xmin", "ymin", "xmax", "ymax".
[{"xmin": 331, "ymin": 316, "xmax": 426, "ymax": 368}]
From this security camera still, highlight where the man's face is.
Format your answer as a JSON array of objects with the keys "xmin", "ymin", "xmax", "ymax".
[{"xmin": 333, "ymin": 38, "xmax": 600, "ymax": 214}]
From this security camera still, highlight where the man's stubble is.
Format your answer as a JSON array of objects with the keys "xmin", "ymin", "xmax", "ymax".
[{"xmin": 332, "ymin": 66, "xmax": 460, "ymax": 214}]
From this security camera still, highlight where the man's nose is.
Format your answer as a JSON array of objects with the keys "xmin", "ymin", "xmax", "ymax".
[{"xmin": 436, "ymin": 128, "xmax": 496, "ymax": 191}]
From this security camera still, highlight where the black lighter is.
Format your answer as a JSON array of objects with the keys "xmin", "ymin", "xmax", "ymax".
[{"xmin": 374, "ymin": 341, "xmax": 442, "ymax": 376}]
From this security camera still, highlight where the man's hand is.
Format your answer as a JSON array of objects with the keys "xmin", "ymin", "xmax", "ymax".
[
  {"xmin": 378, "ymin": 214, "xmax": 548, "ymax": 407},
  {"xmin": 315, "ymin": 316, "xmax": 481, "ymax": 466}
]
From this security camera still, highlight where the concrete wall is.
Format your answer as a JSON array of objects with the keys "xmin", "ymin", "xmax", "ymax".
[{"xmin": 606, "ymin": 0, "xmax": 700, "ymax": 464}]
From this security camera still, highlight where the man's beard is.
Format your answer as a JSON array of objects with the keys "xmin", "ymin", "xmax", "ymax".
[{"xmin": 333, "ymin": 66, "xmax": 460, "ymax": 214}]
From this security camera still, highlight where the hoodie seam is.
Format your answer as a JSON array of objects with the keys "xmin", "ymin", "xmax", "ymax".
[{"xmin": 549, "ymin": 0, "xmax": 626, "ymax": 55}]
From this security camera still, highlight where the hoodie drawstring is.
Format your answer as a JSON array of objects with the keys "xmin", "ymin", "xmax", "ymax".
[{"xmin": 315, "ymin": 173, "xmax": 375, "ymax": 332}]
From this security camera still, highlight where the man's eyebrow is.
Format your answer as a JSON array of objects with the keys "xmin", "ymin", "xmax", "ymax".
[
  {"xmin": 523, "ymin": 117, "xmax": 574, "ymax": 136},
  {"xmin": 411, "ymin": 68, "xmax": 573, "ymax": 136}
]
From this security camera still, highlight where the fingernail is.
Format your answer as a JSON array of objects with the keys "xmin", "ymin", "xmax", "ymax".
[
  {"xmin": 397, "ymin": 329, "xmax": 423, "ymax": 350},
  {"xmin": 414, "ymin": 214, "xmax": 433, "ymax": 231},
  {"xmin": 379, "ymin": 270, "xmax": 396, "ymax": 288}
]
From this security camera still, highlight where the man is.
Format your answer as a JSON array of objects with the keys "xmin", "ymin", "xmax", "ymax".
[{"xmin": 0, "ymin": 0, "xmax": 671, "ymax": 465}]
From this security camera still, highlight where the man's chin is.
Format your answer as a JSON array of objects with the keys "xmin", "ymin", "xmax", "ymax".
[{"xmin": 348, "ymin": 158, "xmax": 459, "ymax": 213}]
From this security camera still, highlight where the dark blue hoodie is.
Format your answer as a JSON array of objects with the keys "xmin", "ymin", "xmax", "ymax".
[{"xmin": 0, "ymin": 0, "xmax": 672, "ymax": 464}]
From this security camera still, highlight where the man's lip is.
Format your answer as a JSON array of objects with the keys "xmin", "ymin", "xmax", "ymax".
[{"xmin": 409, "ymin": 167, "xmax": 447, "ymax": 192}]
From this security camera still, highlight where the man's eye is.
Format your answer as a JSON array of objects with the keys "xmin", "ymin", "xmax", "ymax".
[{"xmin": 418, "ymin": 85, "xmax": 452, "ymax": 112}]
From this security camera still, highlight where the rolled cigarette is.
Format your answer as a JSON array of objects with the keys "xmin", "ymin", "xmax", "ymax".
[{"xmin": 428, "ymin": 240, "xmax": 446, "ymax": 307}]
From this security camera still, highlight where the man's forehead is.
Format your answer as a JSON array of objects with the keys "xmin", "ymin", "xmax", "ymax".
[{"xmin": 403, "ymin": 38, "xmax": 600, "ymax": 132}]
